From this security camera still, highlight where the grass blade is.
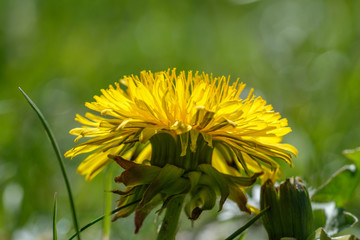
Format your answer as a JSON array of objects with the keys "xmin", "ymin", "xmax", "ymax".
[
  {"xmin": 53, "ymin": 193, "xmax": 58, "ymax": 240},
  {"xmin": 69, "ymin": 200, "xmax": 141, "ymax": 240},
  {"xmin": 225, "ymin": 206, "xmax": 270, "ymax": 240},
  {"xmin": 19, "ymin": 87, "xmax": 81, "ymax": 240}
]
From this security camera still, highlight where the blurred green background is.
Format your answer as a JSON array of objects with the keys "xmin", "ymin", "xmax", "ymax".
[{"xmin": 1, "ymin": 0, "xmax": 360, "ymax": 239}]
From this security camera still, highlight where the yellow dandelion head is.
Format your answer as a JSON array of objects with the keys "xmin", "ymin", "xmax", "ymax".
[{"xmin": 65, "ymin": 68, "xmax": 297, "ymax": 181}]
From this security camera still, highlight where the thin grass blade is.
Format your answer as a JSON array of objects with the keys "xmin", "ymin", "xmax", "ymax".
[
  {"xmin": 225, "ymin": 206, "xmax": 270, "ymax": 240},
  {"xmin": 69, "ymin": 200, "xmax": 140, "ymax": 240},
  {"xmin": 53, "ymin": 192, "xmax": 58, "ymax": 240},
  {"xmin": 19, "ymin": 87, "xmax": 81, "ymax": 240}
]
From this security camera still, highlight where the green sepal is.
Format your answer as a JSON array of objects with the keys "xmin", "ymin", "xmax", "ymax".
[
  {"xmin": 197, "ymin": 164, "xmax": 230, "ymax": 211},
  {"xmin": 115, "ymin": 164, "xmax": 161, "ymax": 186},
  {"xmin": 134, "ymin": 194, "xmax": 163, "ymax": 233},
  {"xmin": 226, "ymin": 171, "xmax": 263, "ymax": 186},
  {"xmin": 110, "ymin": 154, "xmax": 137, "ymax": 169},
  {"xmin": 138, "ymin": 164, "xmax": 184, "ymax": 210},
  {"xmin": 160, "ymin": 177, "xmax": 191, "ymax": 195},
  {"xmin": 113, "ymin": 186, "xmax": 146, "ymax": 221},
  {"xmin": 185, "ymin": 171, "xmax": 202, "ymax": 191},
  {"xmin": 228, "ymin": 186, "xmax": 250, "ymax": 214},
  {"xmin": 179, "ymin": 132, "xmax": 189, "ymax": 156},
  {"xmin": 112, "ymin": 187, "xmax": 134, "ymax": 196},
  {"xmin": 197, "ymin": 173, "xmax": 217, "ymax": 186},
  {"xmin": 190, "ymin": 130, "xmax": 200, "ymax": 152},
  {"xmin": 150, "ymin": 133, "xmax": 177, "ymax": 167},
  {"xmin": 185, "ymin": 185, "xmax": 217, "ymax": 220}
]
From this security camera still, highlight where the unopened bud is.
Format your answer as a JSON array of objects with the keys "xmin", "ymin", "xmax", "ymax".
[{"xmin": 261, "ymin": 177, "xmax": 313, "ymax": 240}]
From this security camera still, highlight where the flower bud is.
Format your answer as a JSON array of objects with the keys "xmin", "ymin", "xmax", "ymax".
[{"xmin": 261, "ymin": 177, "xmax": 313, "ymax": 240}]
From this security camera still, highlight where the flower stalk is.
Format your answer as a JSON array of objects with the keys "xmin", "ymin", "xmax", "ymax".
[
  {"xmin": 103, "ymin": 164, "xmax": 114, "ymax": 240},
  {"xmin": 157, "ymin": 195, "xmax": 185, "ymax": 240}
]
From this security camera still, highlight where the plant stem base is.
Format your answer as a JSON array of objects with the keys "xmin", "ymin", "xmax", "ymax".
[{"xmin": 157, "ymin": 195, "xmax": 185, "ymax": 240}]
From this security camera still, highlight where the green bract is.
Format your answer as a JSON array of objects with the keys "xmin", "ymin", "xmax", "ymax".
[{"xmin": 111, "ymin": 132, "xmax": 262, "ymax": 233}]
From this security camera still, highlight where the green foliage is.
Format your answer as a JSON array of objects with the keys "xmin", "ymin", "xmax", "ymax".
[
  {"xmin": 344, "ymin": 148, "xmax": 360, "ymax": 168},
  {"xmin": 68, "ymin": 200, "xmax": 141, "ymax": 240},
  {"xmin": 308, "ymin": 228, "xmax": 359, "ymax": 240},
  {"xmin": 313, "ymin": 207, "xmax": 358, "ymax": 237},
  {"xmin": 312, "ymin": 147, "xmax": 360, "ymax": 207},
  {"xmin": 310, "ymin": 147, "xmax": 360, "ymax": 239},
  {"xmin": 2, "ymin": 0, "xmax": 360, "ymax": 239},
  {"xmin": 312, "ymin": 165, "xmax": 359, "ymax": 206},
  {"xmin": 326, "ymin": 208, "xmax": 358, "ymax": 235}
]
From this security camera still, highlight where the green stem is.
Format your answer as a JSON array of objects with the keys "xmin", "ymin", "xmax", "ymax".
[
  {"xmin": 69, "ymin": 200, "xmax": 140, "ymax": 240},
  {"xmin": 19, "ymin": 88, "xmax": 81, "ymax": 240},
  {"xmin": 225, "ymin": 206, "xmax": 270, "ymax": 240},
  {"xmin": 53, "ymin": 193, "xmax": 58, "ymax": 240},
  {"xmin": 157, "ymin": 195, "xmax": 185, "ymax": 240},
  {"xmin": 103, "ymin": 164, "xmax": 114, "ymax": 240}
]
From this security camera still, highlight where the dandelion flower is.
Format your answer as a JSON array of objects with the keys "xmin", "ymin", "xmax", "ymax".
[{"xmin": 65, "ymin": 69, "xmax": 297, "ymax": 233}]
